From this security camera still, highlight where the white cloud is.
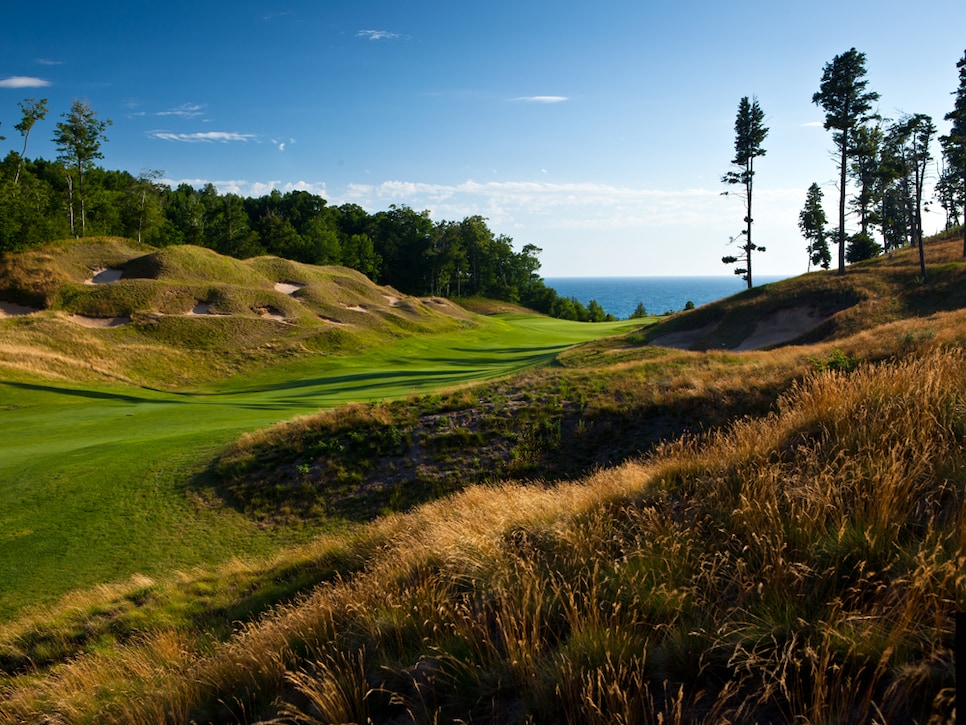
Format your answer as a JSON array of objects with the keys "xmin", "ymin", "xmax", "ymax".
[
  {"xmin": 164, "ymin": 178, "xmax": 329, "ymax": 198},
  {"xmin": 157, "ymin": 103, "xmax": 206, "ymax": 118},
  {"xmin": 148, "ymin": 131, "xmax": 255, "ymax": 143},
  {"xmin": 35, "ymin": 59, "xmax": 62, "ymax": 66},
  {"xmin": 801, "ymin": 121, "xmax": 825, "ymax": 127},
  {"xmin": 357, "ymin": 29, "xmax": 401, "ymax": 41},
  {"xmin": 512, "ymin": 96, "xmax": 568, "ymax": 103},
  {"xmin": 0, "ymin": 76, "xmax": 51, "ymax": 88}
]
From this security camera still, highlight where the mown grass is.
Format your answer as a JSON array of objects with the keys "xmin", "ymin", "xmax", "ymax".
[
  {"xmin": 0, "ymin": 303, "xmax": 639, "ymax": 619},
  {"xmin": 0, "ymin": 236, "xmax": 963, "ymax": 722}
]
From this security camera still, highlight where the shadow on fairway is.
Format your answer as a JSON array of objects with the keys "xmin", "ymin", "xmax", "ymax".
[{"xmin": 3, "ymin": 381, "xmax": 186, "ymax": 406}]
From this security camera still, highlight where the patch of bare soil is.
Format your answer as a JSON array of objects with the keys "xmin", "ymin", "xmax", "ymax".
[{"xmin": 735, "ymin": 306, "xmax": 827, "ymax": 351}]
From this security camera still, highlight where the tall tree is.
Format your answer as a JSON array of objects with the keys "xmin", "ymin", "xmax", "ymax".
[
  {"xmin": 13, "ymin": 98, "xmax": 48, "ymax": 185},
  {"xmin": 940, "ymin": 50, "xmax": 966, "ymax": 256},
  {"xmin": 812, "ymin": 48, "xmax": 879, "ymax": 275},
  {"xmin": 721, "ymin": 96, "xmax": 768, "ymax": 288},
  {"xmin": 799, "ymin": 182, "xmax": 830, "ymax": 271},
  {"xmin": 52, "ymin": 100, "xmax": 111, "ymax": 237},
  {"xmin": 889, "ymin": 114, "xmax": 936, "ymax": 281},
  {"xmin": 848, "ymin": 123, "xmax": 883, "ymax": 237}
]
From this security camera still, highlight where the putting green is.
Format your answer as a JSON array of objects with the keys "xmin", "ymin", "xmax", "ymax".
[{"xmin": 0, "ymin": 314, "xmax": 640, "ymax": 618}]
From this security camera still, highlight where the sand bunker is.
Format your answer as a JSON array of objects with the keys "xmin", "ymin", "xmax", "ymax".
[
  {"xmin": 256, "ymin": 307, "xmax": 287, "ymax": 322},
  {"xmin": 274, "ymin": 282, "xmax": 305, "ymax": 295},
  {"xmin": 383, "ymin": 295, "xmax": 401, "ymax": 307},
  {"xmin": 0, "ymin": 301, "xmax": 40, "ymax": 318},
  {"xmin": 186, "ymin": 302, "xmax": 223, "ymax": 316},
  {"xmin": 86, "ymin": 267, "xmax": 123, "ymax": 284},
  {"xmin": 650, "ymin": 322, "xmax": 719, "ymax": 350},
  {"xmin": 345, "ymin": 304, "xmax": 368, "ymax": 313},
  {"xmin": 735, "ymin": 307, "xmax": 826, "ymax": 351},
  {"xmin": 69, "ymin": 315, "xmax": 131, "ymax": 328}
]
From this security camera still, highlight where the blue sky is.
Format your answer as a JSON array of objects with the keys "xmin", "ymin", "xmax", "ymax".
[{"xmin": 1, "ymin": 1, "xmax": 963, "ymax": 276}]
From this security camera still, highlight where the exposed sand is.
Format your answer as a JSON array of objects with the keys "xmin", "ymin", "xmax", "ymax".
[
  {"xmin": 650, "ymin": 322, "xmax": 719, "ymax": 350},
  {"xmin": 0, "ymin": 301, "xmax": 40, "ymax": 318},
  {"xmin": 274, "ymin": 282, "xmax": 305, "ymax": 295},
  {"xmin": 345, "ymin": 305, "xmax": 368, "ymax": 313},
  {"xmin": 86, "ymin": 268, "xmax": 124, "ymax": 284},
  {"xmin": 734, "ymin": 307, "xmax": 826, "ymax": 351},
  {"xmin": 383, "ymin": 295, "xmax": 401, "ymax": 307},
  {"xmin": 69, "ymin": 315, "xmax": 131, "ymax": 328},
  {"xmin": 256, "ymin": 307, "xmax": 287, "ymax": 322},
  {"xmin": 186, "ymin": 302, "xmax": 221, "ymax": 316}
]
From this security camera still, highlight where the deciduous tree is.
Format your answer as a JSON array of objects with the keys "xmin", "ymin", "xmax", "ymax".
[
  {"xmin": 14, "ymin": 97, "xmax": 47, "ymax": 185},
  {"xmin": 52, "ymin": 100, "xmax": 111, "ymax": 236},
  {"xmin": 812, "ymin": 48, "xmax": 879, "ymax": 275},
  {"xmin": 721, "ymin": 96, "xmax": 768, "ymax": 287}
]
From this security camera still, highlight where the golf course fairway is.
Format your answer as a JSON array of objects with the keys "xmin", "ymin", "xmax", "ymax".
[{"xmin": 0, "ymin": 313, "xmax": 640, "ymax": 618}]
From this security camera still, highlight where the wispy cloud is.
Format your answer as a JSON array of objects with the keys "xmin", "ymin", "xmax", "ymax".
[
  {"xmin": 35, "ymin": 59, "xmax": 62, "ymax": 66},
  {"xmin": 357, "ymin": 29, "xmax": 401, "ymax": 41},
  {"xmin": 157, "ymin": 103, "xmax": 206, "ymax": 118},
  {"xmin": 0, "ymin": 76, "xmax": 51, "ymax": 89},
  {"xmin": 273, "ymin": 137, "xmax": 295, "ymax": 152},
  {"xmin": 149, "ymin": 131, "xmax": 256, "ymax": 143},
  {"xmin": 801, "ymin": 121, "xmax": 825, "ymax": 127},
  {"xmin": 512, "ymin": 96, "xmax": 568, "ymax": 104}
]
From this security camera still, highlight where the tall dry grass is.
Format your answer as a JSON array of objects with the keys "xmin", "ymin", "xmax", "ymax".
[{"xmin": 2, "ymin": 348, "xmax": 960, "ymax": 723}]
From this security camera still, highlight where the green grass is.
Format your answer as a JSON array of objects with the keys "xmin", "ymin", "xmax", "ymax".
[{"xmin": 0, "ymin": 313, "xmax": 640, "ymax": 619}]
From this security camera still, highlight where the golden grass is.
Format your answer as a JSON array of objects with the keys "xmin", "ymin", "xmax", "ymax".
[
  {"xmin": 2, "ymin": 236, "xmax": 964, "ymax": 722},
  {"xmin": 2, "ymin": 347, "xmax": 960, "ymax": 722}
]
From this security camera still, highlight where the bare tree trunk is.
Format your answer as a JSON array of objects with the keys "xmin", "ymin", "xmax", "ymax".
[
  {"xmin": 837, "ymin": 133, "xmax": 848, "ymax": 275},
  {"xmin": 65, "ymin": 172, "xmax": 76, "ymax": 237}
]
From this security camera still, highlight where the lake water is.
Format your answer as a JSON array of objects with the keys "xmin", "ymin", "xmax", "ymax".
[{"xmin": 544, "ymin": 276, "xmax": 791, "ymax": 320}]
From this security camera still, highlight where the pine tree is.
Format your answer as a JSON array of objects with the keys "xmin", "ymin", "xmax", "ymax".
[
  {"xmin": 940, "ymin": 50, "xmax": 966, "ymax": 257},
  {"xmin": 812, "ymin": 48, "xmax": 879, "ymax": 275},
  {"xmin": 721, "ymin": 96, "xmax": 768, "ymax": 288},
  {"xmin": 799, "ymin": 183, "xmax": 830, "ymax": 270}
]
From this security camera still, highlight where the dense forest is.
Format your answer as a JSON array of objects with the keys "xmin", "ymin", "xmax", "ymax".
[{"xmin": 0, "ymin": 103, "xmax": 614, "ymax": 321}]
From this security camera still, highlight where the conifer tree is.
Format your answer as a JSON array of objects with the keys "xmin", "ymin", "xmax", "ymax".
[
  {"xmin": 940, "ymin": 50, "xmax": 966, "ymax": 257},
  {"xmin": 812, "ymin": 48, "xmax": 879, "ymax": 275},
  {"xmin": 721, "ymin": 96, "xmax": 768, "ymax": 288},
  {"xmin": 799, "ymin": 183, "xmax": 830, "ymax": 270}
]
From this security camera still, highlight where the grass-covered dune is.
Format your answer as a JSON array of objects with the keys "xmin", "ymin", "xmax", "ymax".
[
  {"xmin": 0, "ymin": 238, "xmax": 476, "ymax": 388},
  {"xmin": 0, "ymin": 235, "xmax": 963, "ymax": 722}
]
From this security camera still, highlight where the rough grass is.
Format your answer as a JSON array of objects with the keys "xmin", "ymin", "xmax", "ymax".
[
  {"xmin": 1, "ymin": 346, "xmax": 959, "ymax": 723},
  {"xmin": 0, "ymin": 236, "xmax": 963, "ymax": 722},
  {"xmin": 0, "ymin": 238, "xmax": 480, "ymax": 388}
]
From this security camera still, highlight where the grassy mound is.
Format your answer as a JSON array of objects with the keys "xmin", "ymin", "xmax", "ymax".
[{"xmin": 0, "ymin": 238, "xmax": 477, "ymax": 387}]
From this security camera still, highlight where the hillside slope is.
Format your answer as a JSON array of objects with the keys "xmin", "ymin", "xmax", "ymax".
[
  {"xmin": 0, "ymin": 238, "xmax": 475, "ymax": 388},
  {"xmin": 0, "ymin": 235, "xmax": 963, "ymax": 723}
]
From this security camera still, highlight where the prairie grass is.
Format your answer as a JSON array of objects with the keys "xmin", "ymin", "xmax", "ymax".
[
  {"xmin": 1, "ymin": 236, "xmax": 963, "ymax": 722},
  {"xmin": 1, "ymin": 348, "xmax": 960, "ymax": 722}
]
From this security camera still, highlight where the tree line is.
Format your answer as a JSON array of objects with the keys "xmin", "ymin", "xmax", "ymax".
[
  {"xmin": 0, "ymin": 100, "xmax": 616, "ymax": 321},
  {"xmin": 723, "ymin": 48, "xmax": 966, "ymax": 285}
]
